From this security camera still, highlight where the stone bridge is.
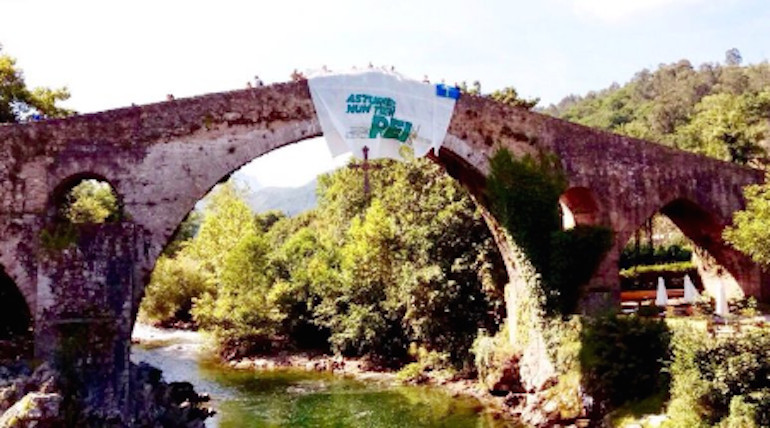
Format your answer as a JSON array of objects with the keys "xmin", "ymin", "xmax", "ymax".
[{"xmin": 0, "ymin": 79, "xmax": 765, "ymax": 419}]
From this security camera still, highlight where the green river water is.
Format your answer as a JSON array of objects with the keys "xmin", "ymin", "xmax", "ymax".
[{"xmin": 131, "ymin": 325, "xmax": 520, "ymax": 427}]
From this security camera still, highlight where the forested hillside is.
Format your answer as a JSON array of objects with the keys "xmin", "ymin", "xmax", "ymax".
[{"xmin": 544, "ymin": 50, "xmax": 770, "ymax": 166}]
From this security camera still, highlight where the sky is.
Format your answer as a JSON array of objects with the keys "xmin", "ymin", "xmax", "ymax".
[{"xmin": 1, "ymin": 0, "xmax": 768, "ymax": 187}]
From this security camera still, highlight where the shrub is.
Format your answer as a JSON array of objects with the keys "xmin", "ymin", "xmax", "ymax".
[
  {"xmin": 665, "ymin": 322, "xmax": 770, "ymax": 427},
  {"xmin": 140, "ymin": 254, "xmax": 211, "ymax": 325},
  {"xmin": 472, "ymin": 325, "xmax": 516, "ymax": 390},
  {"xmin": 580, "ymin": 314, "xmax": 671, "ymax": 409}
]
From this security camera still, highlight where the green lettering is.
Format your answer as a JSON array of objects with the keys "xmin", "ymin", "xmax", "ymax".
[
  {"xmin": 399, "ymin": 121, "xmax": 413, "ymax": 142},
  {"xmin": 347, "ymin": 104, "xmax": 371, "ymax": 114},
  {"xmin": 369, "ymin": 115, "xmax": 389, "ymax": 138},
  {"xmin": 384, "ymin": 118, "xmax": 403, "ymax": 139},
  {"xmin": 347, "ymin": 94, "xmax": 356, "ymax": 103}
]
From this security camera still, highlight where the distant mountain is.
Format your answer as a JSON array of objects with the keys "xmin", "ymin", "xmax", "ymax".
[{"xmin": 246, "ymin": 179, "xmax": 318, "ymax": 216}]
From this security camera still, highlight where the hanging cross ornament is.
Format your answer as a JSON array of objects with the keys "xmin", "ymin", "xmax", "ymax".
[{"xmin": 349, "ymin": 146, "xmax": 382, "ymax": 195}]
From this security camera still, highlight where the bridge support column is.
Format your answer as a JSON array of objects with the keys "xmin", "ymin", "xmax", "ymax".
[
  {"xmin": 580, "ymin": 238, "xmax": 622, "ymax": 314},
  {"xmin": 34, "ymin": 223, "xmax": 146, "ymax": 425}
]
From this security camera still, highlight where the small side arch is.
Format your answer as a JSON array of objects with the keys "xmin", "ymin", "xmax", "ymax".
[
  {"xmin": 0, "ymin": 266, "xmax": 34, "ymax": 359},
  {"xmin": 47, "ymin": 172, "xmax": 123, "ymax": 223},
  {"xmin": 559, "ymin": 186, "xmax": 602, "ymax": 229},
  {"xmin": 631, "ymin": 197, "xmax": 758, "ymax": 300}
]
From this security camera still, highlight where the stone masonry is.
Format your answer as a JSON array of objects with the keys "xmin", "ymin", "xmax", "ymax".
[{"xmin": 0, "ymin": 79, "xmax": 765, "ymax": 422}]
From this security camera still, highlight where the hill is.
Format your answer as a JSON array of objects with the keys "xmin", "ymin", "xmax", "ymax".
[
  {"xmin": 544, "ymin": 50, "xmax": 770, "ymax": 166},
  {"xmin": 246, "ymin": 179, "xmax": 317, "ymax": 216}
]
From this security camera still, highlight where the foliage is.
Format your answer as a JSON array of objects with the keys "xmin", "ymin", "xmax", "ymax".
[
  {"xmin": 140, "ymin": 254, "xmax": 210, "ymax": 325},
  {"xmin": 619, "ymin": 261, "xmax": 697, "ymax": 291},
  {"xmin": 185, "ymin": 182, "xmax": 257, "ymax": 277},
  {"xmin": 193, "ymin": 230, "xmax": 282, "ymax": 357},
  {"xmin": 489, "ymin": 87, "xmax": 539, "ymax": 109},
  {"xmin": 580, "ymin": 314, "xmax": 671, "ymax": 408},
  {"xmin": 486, "ymin": 150, "xmax": 566, "ymax": 272},
  {"xmin": 471, "ymin": 325, "xmax": 516, "ymax": 390},
  {"xmin": 619, "ymin": 261, "xmax": 695, "ymax": 277},
  {"xmin": 309, "ymin": 159, "xmax": 505, "ymax": 368},
  {"xmin": 549, "ymin": 225, "xmax": 613, "ymax": 314},
  {"xmin": 61, "ymin": 179, "xmax": 120, "ymax": 224},
  {"xmin": 396, "ymin": 347, "xmax": 454, "ymax": 384},
  {"xmin": 665, "ymin": 322, "xmax": 770, "ymax": 427},
  {"xmin": 457, "ymin": 81, "xmax": 539, "ymax": 109},
  {"xmin": 0, "ymin": 44, "xmax": 73, "ymax": 123},
  {"xmin": 39, "ymin": 222, "xmax": 79, "ymax": 251},
  {"xmin": 724, "ymin": 177, "xmax": 770, "ymax": 267},
  {"xmin": 485, "ymin": 149, "xmax": 611, "ymax": 315},
  {"xmin": 620, "ymin": 244, "xmax": 692, "ymax": 270},
  {"xmin": 140, "ymin": 159, "xmax": 505, "ymax": 369},
  {"xmin": 141, "ymin": 182, "xmax": 256, "ymax": 327},
  {"xmin": 545, "ymin": 54, "xmax": 770, "ymax": 166}
]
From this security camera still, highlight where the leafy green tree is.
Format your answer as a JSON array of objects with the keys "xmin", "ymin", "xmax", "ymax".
[
  {"xmin": 0, "ymin": 44, "xmax": 72, "ymax": 123},
  {"xmin": 62, "ymin": 179, "xmax": 119, "ymax": 223},
  {"xmin": 675, "ymin": 92, "xmax": 768, "ymax": 164},
  {"xmin": 140, "ymin": 181, "xmax": 259, "ymax": 327},
  {"xmin": 317, "ymin": 199, "xmax": 402, "ymax": 358},
  {"xmin": 269, "ymin": 225, "xmax": 338, "ymax": 348},
  {"xmin": 140, "ymin": 254, "xmax": 210, "ymax": 325},
  {"xmin": 546, "ymin": 57, "xmax": 770, "ymax": 165},
  {"xmin": 186, "ymin": 182, "xmax": 257, "ymax": 277},
  {"xmin": 724, "ymin": 179, "xmax": 770, "ymax": 266},
  {"xmin": 489, "ymin": 87, "xmax": 539, "ymax": 109},
  {"xmin": 193, "ymin": 230, "xmax": 281, "ymax": 357}
]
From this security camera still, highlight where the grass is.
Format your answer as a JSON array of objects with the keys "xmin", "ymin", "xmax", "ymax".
[{"xmin": 608, "ymin": 389, "xmax": 668, "ymax": 427}]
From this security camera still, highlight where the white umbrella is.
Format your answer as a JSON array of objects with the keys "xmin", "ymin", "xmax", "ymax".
[
  {"xmin": 715, "ymin": 281, "xmax": 730, "ymax": 317},
  {"xmin": 683, "ymin": 275, "xmax": 700, "ymax": 304},
  {"xmin": 655, "ymin": 277, "xmax": 668, "ymax": 307}
]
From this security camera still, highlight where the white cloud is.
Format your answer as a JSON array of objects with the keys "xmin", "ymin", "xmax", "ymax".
[{"xmin": 571, "ymin": 0, "xmax": 704, "ymax": 23}]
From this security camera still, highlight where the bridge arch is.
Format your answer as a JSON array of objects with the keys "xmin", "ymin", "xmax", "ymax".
[
  {"xmin": 559, "ymin": 186, "xmax": 603, "ymax": 229},
  {"xmin": 47, "ymin": 172, "xmax": 123, "ymax": 223},
  {"xmin": 0, "ymin": 265, "xmax": 33, "ymax": 359},
  {"xmin": 618, "ymin": 195, "xmax": 755, "ymax": 299}
]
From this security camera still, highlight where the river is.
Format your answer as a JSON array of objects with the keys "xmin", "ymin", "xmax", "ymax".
[{"xmin": 131, "ymin": 324, "xmax": 519, "ymax": 427}]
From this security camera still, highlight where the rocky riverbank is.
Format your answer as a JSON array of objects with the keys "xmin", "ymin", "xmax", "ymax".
[{"xmin": 0, "ymin": 359, "xmax": 212, "ymax": 427}]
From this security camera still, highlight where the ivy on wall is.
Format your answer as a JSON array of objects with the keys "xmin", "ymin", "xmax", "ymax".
[{"xmin": 485, "ymin": 148, "xmax": 612, "ymax": 315}]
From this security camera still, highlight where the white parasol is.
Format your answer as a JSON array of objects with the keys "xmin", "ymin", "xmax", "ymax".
[
  {"xmin": 683, "ymin": 275, "xmax": 700, "ymax": 304},
  {"xmin": 715, "ymin": 281, "xmax": 730, "ymax": 317},
  {"xmin": 655, "ymin": 277, "xmax": 668, "ymax": 307}
]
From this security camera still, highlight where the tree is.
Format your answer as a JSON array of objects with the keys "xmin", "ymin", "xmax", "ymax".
[
  {"xmin": 724, "ymin": 179, "xmax": 770, "ymax": 266},
  {"xmin": 489, "ymin": 87, "xmax": 539, "ymax": 109},
  {"xmin": 546, "ymin": 56, "xmax": 770, "ymax": 165},
  {"xmin": 676, "ymin": 92, "xmax": 768, "ymax": 164},
  {"xmin": 193, "ymin": 230, "xmax": 281, "ymax": 356},
  {"xmin": 0, "ymin": 44, "xmax": 72, "ymax": 123},
  {"xmin": 62, "ymin": 179, "xmax": 119, "ymax": 223},
  {"xmin": 140, "ymin": 254, "xmax": 211, "ymax": 325},
  {"xmin": 725, "ymin": 48, "xmax": 743, "ymax": 66},
  {"xmin": 458, "ymin": 81, "xmax": 539, "ymax": 109},
  {"xmin": 186, "ymin": 182, "xmax": 257, "ymax": 276}
]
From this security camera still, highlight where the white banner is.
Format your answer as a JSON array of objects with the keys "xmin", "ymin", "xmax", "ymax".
[{"xmin": 308, "ymin": 70, "xmax": 459, "ymax": 161}]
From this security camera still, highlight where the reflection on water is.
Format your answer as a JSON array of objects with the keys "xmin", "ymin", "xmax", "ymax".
[{"xmin": 131, "ymin": 324, "xmax": 518, "ymax": 428}]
